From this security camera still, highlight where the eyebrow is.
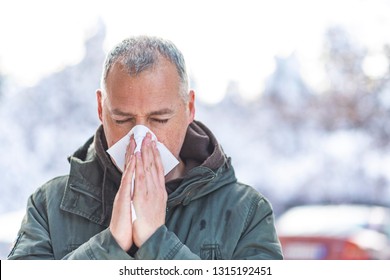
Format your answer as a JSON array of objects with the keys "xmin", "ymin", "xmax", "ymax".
[{"xmin": 111, "ymin": 108, "xmax": 175, "ymax": 117}]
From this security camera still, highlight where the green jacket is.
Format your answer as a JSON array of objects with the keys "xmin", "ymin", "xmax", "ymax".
[{"xmin": 8, "ymin": 121, "xmax": 283, "ymax": 260}]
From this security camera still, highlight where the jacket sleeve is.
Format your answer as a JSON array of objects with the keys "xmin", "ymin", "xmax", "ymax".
[
  {"xmin": 135, "ymin": 225, "xmax": 201, "ymax": 260},
  {"xmin": 7, "ymin": 189, "xmax": 55, "ymax": 259},
  {"xmin": 63, "ymin": 229, "xmax": 133, "ymax": 260},
  {"xmin": 7, "ymin": 187, "xmax": 133, "ymax": 260},
  {"xmin": 8, "ymin": 192, "xmax": 54, "ymax": 260},
  {"xmin": 233, "ymin": 196, "xmax": 284, "ymax": 260}
]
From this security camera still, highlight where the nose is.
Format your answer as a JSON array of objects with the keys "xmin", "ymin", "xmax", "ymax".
[{"xmin": 133, "ymin": 117, "xmax": 148, "ymax": 128}]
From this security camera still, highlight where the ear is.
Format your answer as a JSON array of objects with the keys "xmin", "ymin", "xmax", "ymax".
[
  {"xmin": 187, "ymin": 90, "xmax": 196, "ymax": 124},
  {"xmin": 96, "ymin": 89, "xmax": 103, "ymax": 123}
]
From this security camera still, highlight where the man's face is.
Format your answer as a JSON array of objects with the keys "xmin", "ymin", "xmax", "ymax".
[{"xmin": 97, "ymin": 58, "xmax": 195, "ymax": 160}]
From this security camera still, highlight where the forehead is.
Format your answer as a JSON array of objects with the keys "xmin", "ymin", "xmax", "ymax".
[{"xmin": 104, "ymin": 60, "xmax": 184, "ymax": 112}]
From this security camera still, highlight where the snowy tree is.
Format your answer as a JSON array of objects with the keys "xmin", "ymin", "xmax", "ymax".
[
  {"xmin": 0, "ymin": 21, "xmax": 106, "ymax": 213},
  {"xmin": 317, "ymin": 27, "xmax": 381, "ymax": 131}
]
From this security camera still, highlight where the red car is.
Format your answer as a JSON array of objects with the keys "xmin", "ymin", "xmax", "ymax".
[{"xmin": 276, "ymin": 204, "xmax": 390, "ymax": 259}]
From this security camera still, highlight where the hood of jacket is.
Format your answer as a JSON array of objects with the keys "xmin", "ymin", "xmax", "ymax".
[
  {"xmin": 166, "ymin": 121, "xmax": 237, "ymax": 207},
  {"xmin": 61, "ymin": 120, "xmax": 237, "ymax": 226}
]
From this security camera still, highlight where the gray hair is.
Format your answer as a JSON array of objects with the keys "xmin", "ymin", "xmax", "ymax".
[{"xmin": 100, "ymin": 35, "xmax": 189, "ymax": 102}]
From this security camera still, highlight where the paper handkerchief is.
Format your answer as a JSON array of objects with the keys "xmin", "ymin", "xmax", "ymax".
[{"xmin": 107, "ymin": 125, "xmax": 179, "ymax": 175}]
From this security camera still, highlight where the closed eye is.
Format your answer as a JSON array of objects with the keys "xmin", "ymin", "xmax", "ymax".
[
  {"xmin": 114, "ymin": 118, "xmax": 133, "ymax": 124},
  {"xmin": 153, "ymin": 119, "xmax": 169, "ymax": 124}
]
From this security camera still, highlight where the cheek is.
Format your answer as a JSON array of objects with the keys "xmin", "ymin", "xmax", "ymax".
[
  {"xmin": 158, "ymin": 126, "xmax": 187, "ymax": 158},
  {"xmin": 102, "ymin": 125, "xmax": 118, "ymax": 148},
  {"xmin": 102, "ymin": 115, "xmax": 129, "ymax": 148}
]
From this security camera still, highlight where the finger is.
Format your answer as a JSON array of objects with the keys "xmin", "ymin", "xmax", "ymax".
[
  {"xmin": 134, "ymin": 151, "xmax": 146, "ymax": 198},
  {"xmin": 142, "ymin": 133, "xmax": 159, "ymax": 188},
  {"xmin": 124, "ymin": 135, "xmax": 136, "ymax": 170},
  {"xmin": 141, "ymin": 133, "xmax": 152, "ymax": 173},
  {"xmin": 151, "ymin": 141, "xmax": 165, "ymax": 187},
  {"xmin": 127, "ymin": 154, "xmax": 136, "ymax": 199},
  {"xmin": 129, "ymin": 134, "xmax": 136, "ymax": 154},
  {"xmin": 120, "ymin": 154, "xmax": 136, "ymax": 200}
]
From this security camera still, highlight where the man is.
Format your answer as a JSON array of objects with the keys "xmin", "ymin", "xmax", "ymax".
[{"xmin": 8, "ymin": 36, "xmax": 283, "ymax": 259}]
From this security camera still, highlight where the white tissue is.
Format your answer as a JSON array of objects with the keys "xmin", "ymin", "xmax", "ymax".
[
  {"xmin": 107, "ymin": 125, "xmax": 179, "ymax": 175},
  {"xmin": 107, "ymin": 125, "xmax": 179, "ymax": 222}
]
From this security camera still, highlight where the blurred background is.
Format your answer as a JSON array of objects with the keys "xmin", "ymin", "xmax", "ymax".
[{"xmin": 1, "ymin": 0, "xmax": 390, "ymax": 259}]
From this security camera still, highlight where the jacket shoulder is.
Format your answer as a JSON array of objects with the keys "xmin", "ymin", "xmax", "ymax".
[
  {"xmin": 39, "ymin": 175, "xmax": 69, "ymax": 192},
  {"xmin": 221, "ymin": 181, "xmax": 275, "ymax": 224},
  {"xmin": 31, "ymin": 175, "xmax": 69, "ymax": 205},
  {"xmin": 227, "ymin": 181, "xmax": 270, "ymax": 206}
]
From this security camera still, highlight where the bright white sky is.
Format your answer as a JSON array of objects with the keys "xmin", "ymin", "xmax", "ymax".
[{"xmin": 1, "ymin": 0, "xmax": 390, "ymax": 103}]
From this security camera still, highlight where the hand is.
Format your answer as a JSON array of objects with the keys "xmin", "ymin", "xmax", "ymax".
[
  {"xmin": 109, "ymin": 136, "xmax": 136, "ymax": 251},
  {"xmin": 132, "ymin": 133, "xmax": 167, "ymax": 247}
]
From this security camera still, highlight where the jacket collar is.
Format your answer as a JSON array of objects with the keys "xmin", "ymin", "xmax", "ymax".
[
  {"xmin": 180, "ymin": 120, "xmax": 229, "ymax": 172},
  {"xmin": 168, "ymin": 121, "xmax": 236, "ymax": 207}
]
